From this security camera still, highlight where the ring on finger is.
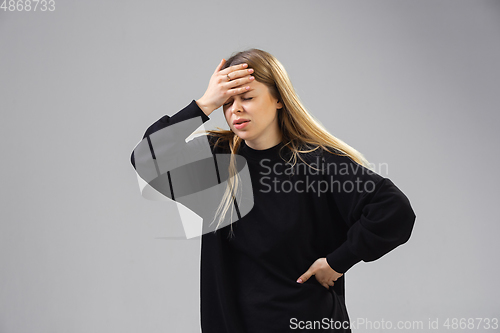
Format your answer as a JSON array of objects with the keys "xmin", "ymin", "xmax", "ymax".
[{"xmin": 227, "ymin": 74, "xmax": 231, "ymax": 81}]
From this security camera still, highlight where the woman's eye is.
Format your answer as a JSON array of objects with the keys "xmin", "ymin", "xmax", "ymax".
[{"xmin": 223, "ymin": 98, "xmax": 252, "ymax": 106}]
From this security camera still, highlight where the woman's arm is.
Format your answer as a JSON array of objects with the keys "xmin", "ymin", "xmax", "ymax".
[
  {"xmin": 130, "ymin": 99, "xmax": 211, "ymax": 170},
  {"xmin": 322, "ymin": 153, "xmax": 417, "ymax": 274},
  {"xmin": 128, "ymin": 59, "xmax": 256, "ymax": 236},
  {"xmin": 129, "ymin": 98, "xmax": 221, "ymax": 205}
]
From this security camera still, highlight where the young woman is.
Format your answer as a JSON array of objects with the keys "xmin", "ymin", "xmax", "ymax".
[{"xmin": 130, "ymin": 48, "xmax": 416, "ymax": 332}]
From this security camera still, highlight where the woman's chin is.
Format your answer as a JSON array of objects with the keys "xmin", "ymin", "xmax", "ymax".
[{"xmin": 234, "ymin": 131, "xmax": 250, "ymax": 139}]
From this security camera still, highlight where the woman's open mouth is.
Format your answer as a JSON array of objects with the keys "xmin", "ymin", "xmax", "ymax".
[{"xmin": 234, "ymin": 120, "xmax": 250, "ymax": 130}]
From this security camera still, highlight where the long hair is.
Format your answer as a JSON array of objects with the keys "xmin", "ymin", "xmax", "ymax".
[{"xmin": 204, "ymin": 48, "xmax": 371, "ymax": 237}]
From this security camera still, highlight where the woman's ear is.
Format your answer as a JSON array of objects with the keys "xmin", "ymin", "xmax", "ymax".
[{"xmin": 277, "ymin": 99, "xmax": 283, "ymax": 110}]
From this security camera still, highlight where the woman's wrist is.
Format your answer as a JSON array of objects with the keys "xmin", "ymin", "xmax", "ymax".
[{"xmin": 195, "ymin": 98, "xmax": 215, "ymax": 117}]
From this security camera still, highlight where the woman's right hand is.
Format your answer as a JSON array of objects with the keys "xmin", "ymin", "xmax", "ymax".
[{"xmin": 196, "ymin": 59, "xmax": 255, "ymax": 116}]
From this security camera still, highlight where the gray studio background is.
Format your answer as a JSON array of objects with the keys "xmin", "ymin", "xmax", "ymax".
[{"xmin": 1, "ymin": 0, "xmax": 499, "ymax": 332}]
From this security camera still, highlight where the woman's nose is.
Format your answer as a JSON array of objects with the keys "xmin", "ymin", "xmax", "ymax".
[{"xmin": 231, "ymin": 99, "xmax": 242, "ymax": 113}]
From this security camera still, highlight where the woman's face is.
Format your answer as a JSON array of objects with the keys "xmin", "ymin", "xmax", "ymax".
[{"xmin": 223, "ymin": 79, "xmax": 283, "ymax": 149}]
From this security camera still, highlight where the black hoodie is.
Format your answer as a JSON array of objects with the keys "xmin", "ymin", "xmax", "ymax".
[{"xmin": 130, "ymin": 100, "xmax": 416, "ymax": 333}]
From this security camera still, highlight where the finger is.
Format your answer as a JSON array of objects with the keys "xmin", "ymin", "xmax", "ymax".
[
  {"xmin": 297, "ymin": 271, "xmax": 313, "ymax": 284},
  {"xmin": 229, "ymin": 67, "xmax": 254, "ymax": 80},
  {"xmin": 226, "ymin": 84, "xmax": 251, "ymax": 97},
  {"xmin": 226, "ymin": 75, "xmax": 254, "ymax": 89},
  {"xmin": 214, "ymin": 58, "xmax": 226, "ymax": 74},
  {"xmin": 220, "ymin": 62, "xmax": 248, "ymax": 76}
]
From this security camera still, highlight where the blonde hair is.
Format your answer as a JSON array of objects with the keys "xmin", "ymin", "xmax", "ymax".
[{"xmin": 203, "ymin": 48, "xmax": 371, "ymax": 237}]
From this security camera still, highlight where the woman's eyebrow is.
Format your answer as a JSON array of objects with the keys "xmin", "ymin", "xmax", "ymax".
[{"xmin": 226, "ymin": 89, "xmax": 255, "ymax": 102}]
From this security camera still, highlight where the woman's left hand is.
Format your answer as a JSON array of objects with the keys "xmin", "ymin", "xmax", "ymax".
[{"xmin": 296, "ymin": 258, "xmax": 343, "ymax": 290}]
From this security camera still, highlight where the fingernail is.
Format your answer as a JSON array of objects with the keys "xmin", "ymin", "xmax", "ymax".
[{"xmin": 296, "ymin": 278, "xmax": 302, "ymax": 283}]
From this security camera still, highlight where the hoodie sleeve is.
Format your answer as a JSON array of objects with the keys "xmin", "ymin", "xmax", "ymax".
[
  {"xmin": 129, "ymin": 100, "xmax": 215, "ymax": 202},
  {"xmin": 130, "ymin": 100, "xmax": 210, "ymax": 169},
  {"xmin": 322, "ymin": 152, "xmax": 416, "ymax": 274}
]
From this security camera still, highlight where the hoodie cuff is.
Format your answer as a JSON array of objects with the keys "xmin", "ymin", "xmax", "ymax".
[
  {"xmin": 326, "ymin": 241, "xmax": 362, "ymax": 274},
  {"xmin": 190, "ymin": 99, "xmax": 210, "ymax": 123}
]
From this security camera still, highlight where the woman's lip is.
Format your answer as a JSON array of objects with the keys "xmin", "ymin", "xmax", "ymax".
[
  {"xmin": 234, "ymin": 120, "xmax": 250, "ymax": 130},
  {"xmin": 233, "ymin": 119, "xmax": 250, "ymax": 125}
]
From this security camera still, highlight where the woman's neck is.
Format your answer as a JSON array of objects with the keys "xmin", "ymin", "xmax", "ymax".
[{"xmin": 244, "ymin": 131, "xmax": 282, "ymax": 151}]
